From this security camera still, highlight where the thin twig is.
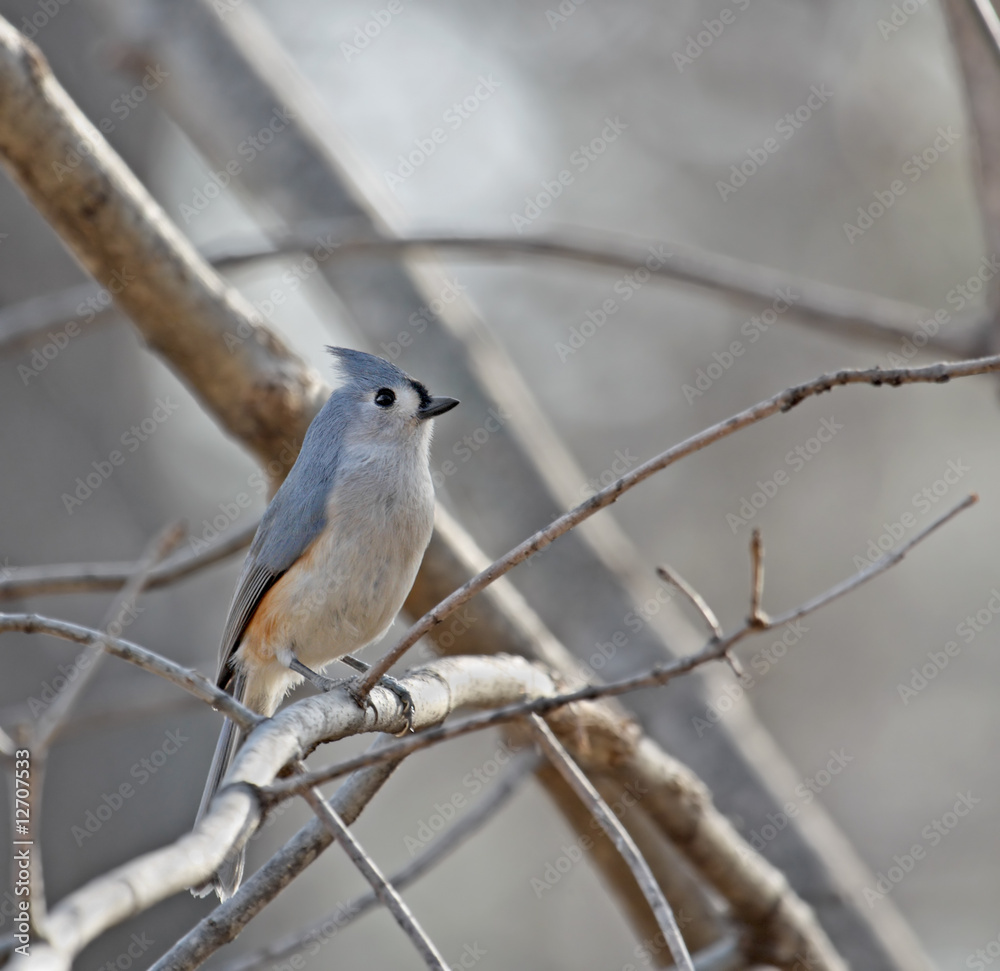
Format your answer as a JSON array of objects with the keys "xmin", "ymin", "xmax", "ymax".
[
  {"xmin": 17, "ymin": 524, "xmax": 184, "ymax": 936},
  {"xmin": 359, "ymin": 355, "xmax": 1000, "ymax": 698},
  {"xmin": 0, "ymin": 521, "xmax": 257, "ymax": 601},
  {"xmin": 655, "ymin": 565, "xmax": 722, "ymax": 638},
  {"xmin": 203, "ymin": 222, "xmax": 974, "ymax": 355},
  {"xmin": 748, "ymin": 529, "xmax": 765, "ymax": 628},
  {"xmin": 269, "ymin": 492, "xmax": 975, "ymax": 801},
  {"xmin": 226, "ymin": 752, "xmax": 539, "ymax": 971},
  {"xmin": 529, "ymin": 713, "xmax": 695, "ymax": 971},
  {"xmin": 0, "ymin": 613, "xmax": 259, "ymax": 731},
  {"xmin": 33, "ymin": 523, "xmax": 186, "ymax": 749},
  {"xmin": 291, "ymin": 760, "xmax": 448, "ymax": 970},
  {"xmin": 0, "ymin": 223, "xmax": 979, "ymax": 361}
]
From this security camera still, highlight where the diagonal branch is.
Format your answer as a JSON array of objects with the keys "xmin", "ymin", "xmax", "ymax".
[
  {"xmin": 0, "ymin": 19, "xmax": 325, "ymax": 474},
  {"xmin": 291, "ymin": 761, "xmax": 448, "ymax": 970},
  {"xmin": 359, "ymin": 355, "xmax": 1000, "ymax": 695},
  {"xmin": 274, "ymin": 492, "xmax": 976, "ymax": 800},
  {"xmin": 529, "ymin": 713, "xmax": 695, "ymax": 971},
  {"xmin": 221, "ymin": 751, "xmax": 539, "ymax": 971}
]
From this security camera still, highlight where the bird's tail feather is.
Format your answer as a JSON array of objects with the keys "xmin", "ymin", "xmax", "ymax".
[{"xmin": 191, "ymin": 671, "xmax": 248, "ymax": 901}]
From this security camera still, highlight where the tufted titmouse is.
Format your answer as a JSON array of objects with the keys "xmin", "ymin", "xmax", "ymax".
[{"xmin": 193, "ymin": 347, "xmax": 458, "ymax": 900}]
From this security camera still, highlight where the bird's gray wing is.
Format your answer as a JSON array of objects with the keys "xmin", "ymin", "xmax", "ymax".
[{"xmin": 215, "ymin": 452, "xmax": 337, "ymax": 687}]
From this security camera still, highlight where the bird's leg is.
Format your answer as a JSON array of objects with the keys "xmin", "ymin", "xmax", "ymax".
[
  {"xmin": 289, "ymin": 655, "xmax": 414, "ymax": 730},
  {"xmin": 289, "ymin": 656, "xmax": 352, "ymax": 692}
]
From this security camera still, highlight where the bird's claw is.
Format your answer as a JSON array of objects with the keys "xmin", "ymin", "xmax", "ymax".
[{"xmin": 348, "ymin": 676, "xmax": 414, "ymax": 733}]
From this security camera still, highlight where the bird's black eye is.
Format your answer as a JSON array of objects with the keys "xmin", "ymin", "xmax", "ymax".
[{"xmin": 374, "ymin": 388, "xmax": 396, "ymax": 408}]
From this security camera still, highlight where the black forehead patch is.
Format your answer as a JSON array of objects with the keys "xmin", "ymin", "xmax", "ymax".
[{"xmin": 409, "ymin": 379, "xmax": 432, "ymax": 409}]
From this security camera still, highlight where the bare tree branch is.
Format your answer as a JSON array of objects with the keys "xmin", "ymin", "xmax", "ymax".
[
  {"xmin": 0, "ymin": 521, "xmax": 256, "ymax": 602},
  {"xmin": 359, "ymin": 355, "xmax": 998, "ymax": 695},
  {"xmin": 204, "ymin": 222, "xmax": 978, "ymax": 354},
  {"xmin": 0, "ymin": 20, "xmax": 326, "ymax": 474},
  {"xmin": 276, "ymin": 493, "xmax": 975, "ymax": 801},
  {"xmin": 529, "ymin": 713, "xmax": 695, "ymax": 971},
  {"xmin": 153, "ymin": 740, "xmax": 405, "ymax": 971},
  {"xmin": 292, "ymin": 762, "xmax": 448, "ymax": 970},
  {"xmin": 221, "ymin": 751, "xmax": 539, "ymax": 971},
  {"xmin": 0, "ymin": 613, "xmax": 259, "ymax": 731}
]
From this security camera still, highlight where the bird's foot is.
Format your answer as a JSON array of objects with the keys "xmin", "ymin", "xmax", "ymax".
[
  {"xmin": 288, "ymin": 656, "xmax": 414, "ymax": 730},
  {"xmin": 340, "ymin": 655, "xmax": 415, "ymax": 733}
]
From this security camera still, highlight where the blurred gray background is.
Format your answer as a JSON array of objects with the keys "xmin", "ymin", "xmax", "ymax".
[{"xmin": 1, "ymin": 0, "xmax": 997, "ymax": 968}]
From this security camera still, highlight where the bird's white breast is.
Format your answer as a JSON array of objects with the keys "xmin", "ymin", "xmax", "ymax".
[{"xmin": 282, "ymin": 440, "xmax": 436, "ymax": 671}]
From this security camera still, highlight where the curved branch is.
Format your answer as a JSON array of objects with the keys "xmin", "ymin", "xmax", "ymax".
[
  {"xmin": 0, "ymin": 613, "xmax": 258, "ymax": 731},
  {"xmin": 206, "ymin": 223, "xmax": 974, "ymax": 354}
]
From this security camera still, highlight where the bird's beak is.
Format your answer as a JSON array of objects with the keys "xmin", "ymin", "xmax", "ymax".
[{"xmin": 417, "ymin": 396, "xmax": 460, "ymax": 420}]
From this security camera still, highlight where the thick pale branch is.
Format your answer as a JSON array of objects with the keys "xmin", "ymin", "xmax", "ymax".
[{"xmin": 0, "ymin": 20, "xmax": 325, "ymax": 472}]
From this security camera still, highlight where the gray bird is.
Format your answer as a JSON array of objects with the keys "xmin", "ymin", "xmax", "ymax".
[{"xmin": 193, "ymin": 347, "xmax": 458, "ymax": 899}]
